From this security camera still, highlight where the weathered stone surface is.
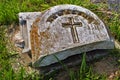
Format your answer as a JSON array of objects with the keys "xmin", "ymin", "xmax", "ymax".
[
  {"xmin": 18, "ymin": 5, "xmax": 114, "ymax": 68},
  {"xmin": 30, "ymin": 5, "xmax": 114, "ymax": 67},
  {"xmin": 19, "ymin": 12, "xmax": 41, "ymax": 53}
]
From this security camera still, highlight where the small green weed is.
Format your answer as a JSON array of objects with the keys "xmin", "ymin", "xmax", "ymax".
[{"xmin": 68, "ymin": 53, "xmax": 107, "ymax": 80}]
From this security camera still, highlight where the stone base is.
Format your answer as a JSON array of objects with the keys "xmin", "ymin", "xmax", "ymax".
[{"xmin": 35, "ymin": 49, "xmax": 111, "ymax": 74}]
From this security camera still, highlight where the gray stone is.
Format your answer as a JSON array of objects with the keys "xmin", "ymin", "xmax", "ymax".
[{"xmin": 18, "ymin": 5, "xmax": 114, "ymax": 68}]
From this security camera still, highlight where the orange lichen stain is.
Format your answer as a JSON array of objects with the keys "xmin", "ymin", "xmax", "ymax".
[
  {"xmin": 35, "ymin": 17, "xmax": 41, "ymax": 23},
  {"xmin": 30, "ymin": 23, "xmax": 41, "ymax": 62},
  {"xmin": 40, "ymin": 31, "xmax": 50, "ymax": 39},
  {"xmin": 39, "ymin": 27, "xmax": 50, "ymax": 39}
]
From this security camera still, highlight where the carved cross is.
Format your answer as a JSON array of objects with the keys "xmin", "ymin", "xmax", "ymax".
[{"xmin": 62, "ymin": 17, "xmax": 82, "ymax": 43}]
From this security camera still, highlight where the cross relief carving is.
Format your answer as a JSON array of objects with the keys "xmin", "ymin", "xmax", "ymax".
[{"xmin": 62, "ymin": 17, "xmax": 82, "ymax": 43}]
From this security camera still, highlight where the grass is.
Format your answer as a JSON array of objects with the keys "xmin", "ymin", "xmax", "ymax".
[
  {"xmin": 69, "ymin": 53, "xmax": 107, "ymax": 80},
  {"xmin": 0, "ymin": 0, "xmax": 120, "ymax": 80}
]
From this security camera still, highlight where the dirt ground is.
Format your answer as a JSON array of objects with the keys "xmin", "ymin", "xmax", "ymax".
[{"xmin": 54, "ymin": 55, "xmax": 120, "ymax": 80}]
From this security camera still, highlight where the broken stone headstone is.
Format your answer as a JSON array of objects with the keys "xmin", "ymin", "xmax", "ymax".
[{"xmin": 19, "ymin": 5, "xmax": 114, "ymax": 68}]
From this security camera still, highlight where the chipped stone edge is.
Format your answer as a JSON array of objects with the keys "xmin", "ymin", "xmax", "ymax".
[{"xmin": 33, "ymin": 40, "xmax": 114, "ymax": 67}]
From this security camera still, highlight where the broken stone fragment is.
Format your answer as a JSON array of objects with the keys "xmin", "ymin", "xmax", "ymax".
[
  {"xmin": 19, "ymin": 12, "xmax": 41, "ymax": 53},
  {"xmin": 18, "ymin": 5, "xmax": 114, "ymax": 68}
]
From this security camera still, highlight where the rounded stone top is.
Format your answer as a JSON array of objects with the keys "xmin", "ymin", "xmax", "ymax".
[{"xmin": 34, "ymin": 5, "xmax": 106, "ymax": 30}]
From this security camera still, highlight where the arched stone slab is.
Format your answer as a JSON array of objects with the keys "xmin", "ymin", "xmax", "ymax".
[{"xmin": 30, "ymin": 5, "xmax": 114, "ymax": 67}]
